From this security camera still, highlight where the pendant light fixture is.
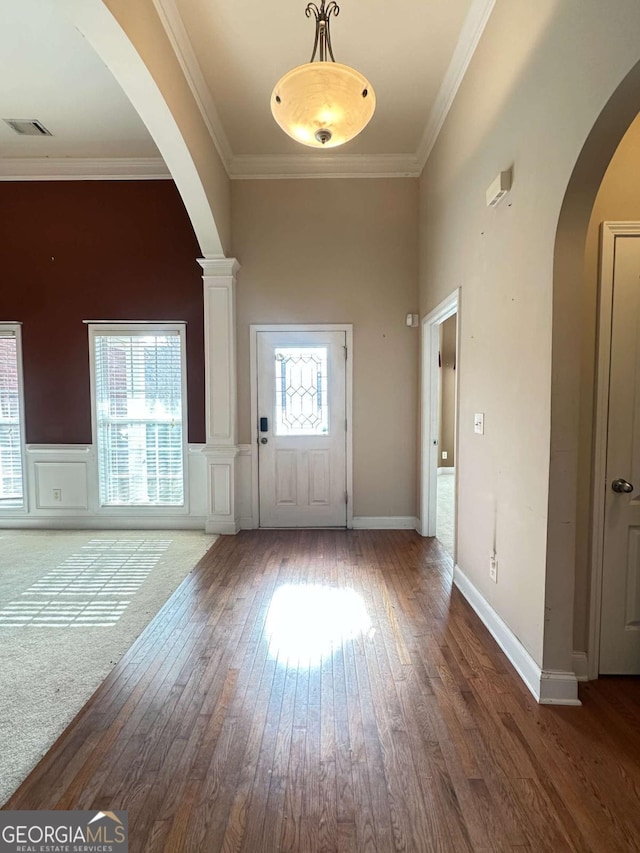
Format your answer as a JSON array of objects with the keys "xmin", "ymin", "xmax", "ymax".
[{"xmin": 270, "ymin": 1, "xmax": 376, "ymax": 149}]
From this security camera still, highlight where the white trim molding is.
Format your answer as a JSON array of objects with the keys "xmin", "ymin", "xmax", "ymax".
[
  {"xmin": 589, "ymin": 222, "xmax": 640, "ymax": 679},
  {"xmin": 2, "ymin": 1, "xmax": 494, "ymax": 184},
  {"xmin": 229, "ymin": 154, "xmax": 421, "ymax": 180},
  {"xmin": 200, "ymin": 258, "xmax": 240, "ymax": 445},
  {"xmin": 236, "ymin": 444, "xmax": 255, "ymax": 529},
  {"xmin": 0, "ymin": 514, "xmax": 207, "ymax": 530},
  {"xmin": 0, "ymin": 443, "xmax": 209, "ymax": 529},
  {"xmin": 57, "ymin": 0, "xmax": 225, "ymax": 257},
  {"xmin": 572, "ymin": 651, "xmax": 589, "ymax": 682},
  {"xmin": 454, "ymin": 564, "xmax": 581, "ymax": 705},
  {"xmin": 199, "ymin": 258, "xmax": 241, "ymax": 534},
  {"xmin": 249, "ymin": 323, "xmax": 353, "ymax": 530},
  {"xmin": 421, "ymin": 289, "xmax": 460, "ymax": 550},
  {"xmin": 352, "ymin": 517, "xmax": 420, "ymax": 530},
  {"xmin": 416, "ymin": 0, "xmax": 496, "ymax": 169},
  {"xmin": 201, "ymin": 444, "xmax": 240, "ymax": 534},
  {"xmin": 0, "ymin": 157, "xmax": 171, "ymax": 181},
  {"xmin": 150, "ymin": 0, "xmax": 493, "ymax": 181},
  {"xmin": 152, "ymin": 0, "xmax": 233, "ymax": 170}
]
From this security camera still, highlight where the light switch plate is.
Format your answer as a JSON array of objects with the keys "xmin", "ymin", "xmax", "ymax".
[{"xmin": 474, "ymin": 413, "xmax": 484, "ymax": 434}]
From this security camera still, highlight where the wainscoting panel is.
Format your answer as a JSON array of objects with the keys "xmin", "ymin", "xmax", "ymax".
[
  {"xmin": 0, "ymin": 444, "xmax": 209, "ymax": 529},
  {"xmin": 28, "ymin": 445, "xmax": 93, "ymax": 516},
  {"xmin": 34, "ymin": 461, "xmax": 89, "ymax": 510}
]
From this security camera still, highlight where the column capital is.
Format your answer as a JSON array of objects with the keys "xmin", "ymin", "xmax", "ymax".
[{"xmin": 198, "ymin": 257, "xmax": 240, "ymax": 278}]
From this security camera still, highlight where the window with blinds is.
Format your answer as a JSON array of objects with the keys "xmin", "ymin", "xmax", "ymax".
[
  {"xmin": 92, "ymin": 327, "xmax": 186, "ymax": 507},
  {"xmin": 0, "ymin": 327, "xmax": 25, "ymax": 508}
]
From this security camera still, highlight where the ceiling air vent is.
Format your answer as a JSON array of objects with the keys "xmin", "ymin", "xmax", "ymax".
[{"xmin": 3, "ymin": 119, "xmax": 52, "ymax": 136}]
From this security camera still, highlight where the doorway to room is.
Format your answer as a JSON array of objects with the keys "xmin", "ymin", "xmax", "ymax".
[
  {"xmin": 436, "ymin": 314, "xmax": 457, "ymax": 554},
  {"xmin": 420, "ymin": 291, "xmax": 459, "ymax": 557}
]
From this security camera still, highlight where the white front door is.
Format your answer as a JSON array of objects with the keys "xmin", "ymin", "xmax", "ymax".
[
  {"xmin": 600, "ymin": 235, "xmax": 640, "ymax": 673},
  {"xmin": 257, "ymin": 330, "xmax": 347, "ymax": 528}
]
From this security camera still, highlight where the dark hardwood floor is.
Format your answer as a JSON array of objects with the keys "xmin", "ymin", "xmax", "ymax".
[{"xmin": 6, "ymin": 530, "xmax": 640, "ymax": 851}]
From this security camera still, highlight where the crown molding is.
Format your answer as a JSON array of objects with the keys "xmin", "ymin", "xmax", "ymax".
[
  {"xmin": 152, "ymin": 0, "xmax": 233, "ymax": 169},
  {"xmin": 417, "ymin": 0, "xmax": 496, "ymax": 170},
  {"xmin": 151, "ymin": 0, "xmax": 492, "ymax": 181},
  {"xmin": 0, "ymin": 157, "xmax": 171, "ymax": 181},
  {"xmin": 228, "ymin": 153, "xmax": 421, "ymax": 180},
  {"xmin": 28, "ymin": 0, "xmax": 490, "ymax": 184}
]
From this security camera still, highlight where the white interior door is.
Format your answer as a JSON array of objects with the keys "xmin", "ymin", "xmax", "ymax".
[
  {"xmin": 600, "ymin": 235, "xmax": 640, "ymax": 673},
  {"xmin": 257, "ymin": 330, "xmax": 347, "ymax": 528}
]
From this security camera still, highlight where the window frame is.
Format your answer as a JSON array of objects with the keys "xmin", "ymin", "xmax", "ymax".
[
  {"xmin": 87, "ymin": 321, "xmax": 190, "ymax": 515},
  {"xmin": 0, "ymin": 322, "xmax": 28, "ymax": 514}
]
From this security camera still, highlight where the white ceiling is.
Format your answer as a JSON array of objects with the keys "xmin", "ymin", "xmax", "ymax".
[
  {"xmin": 0, "ymin": 0, "xmax": 160, "ymax": 162},
  {"xmin": 0, "ymin": 0, "xmax": 495, "ymax": 179}
]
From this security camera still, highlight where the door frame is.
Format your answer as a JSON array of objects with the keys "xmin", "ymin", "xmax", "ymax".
[
  {"xmin": 249, "ymin": 323, "xmax": 353, "ymax": 529},
  {"xmin": 420, "ymin": 289, "xmax": 460, "ymax": 546},
  {"xmin": 588, "ymin": 221, "xmax": 640, "ymax": 678}
]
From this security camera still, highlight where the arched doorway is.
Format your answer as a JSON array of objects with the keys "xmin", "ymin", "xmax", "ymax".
[{"xmin": 549, "ymin": 58, "xmax": 640, "ymax": 680}]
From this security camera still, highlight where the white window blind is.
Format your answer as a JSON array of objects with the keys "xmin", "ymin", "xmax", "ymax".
[
  {"xmin": 93, "ymin": 330, "xmax": 185, "ymax": 507},
  {"xmin": 0, "ymin": 330, "xmax": 24, "ymax": 508}
]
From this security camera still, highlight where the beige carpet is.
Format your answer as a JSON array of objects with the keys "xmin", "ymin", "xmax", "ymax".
[{"xmin": 0, "ymin": 529, "xmax": 216, "ymax": 806}]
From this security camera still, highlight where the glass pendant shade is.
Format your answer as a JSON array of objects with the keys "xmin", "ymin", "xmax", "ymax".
[{"xmin": 271, "ymin": 61, "xmax": 376, "ymax": 149}]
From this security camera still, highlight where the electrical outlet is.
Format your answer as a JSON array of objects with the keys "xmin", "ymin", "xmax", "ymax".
[
  {"xmin": 52, "ymin": 488, "xmax": 62, "ymax": 502},
  {"xmin": 441, "ymin": 451, "xmax": 448, "ymax": 460},
  {"xmin": 489, "ymin": 553, "xmax": 498, "ymax": 583}
]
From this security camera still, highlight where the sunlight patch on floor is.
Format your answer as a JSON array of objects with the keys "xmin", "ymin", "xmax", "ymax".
[{"xmin": 265, "ymin": 583, "xmax": 373, "ymax": 668}]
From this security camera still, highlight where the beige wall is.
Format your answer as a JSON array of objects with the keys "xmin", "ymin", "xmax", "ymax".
[
  {"xmin": 438, "ymin": 315, "xmax": 456, "ymax": 468},
  {"xmin": 231, "ymin": 178, "xmax": 419, "ymax": 518},
  {"xmin": 572, "ymin": 113, "xmax": 640, "ymax": 651},
  {"xmin": 418, "ymin": 0, "xmax": 640, "ymax": 668}
]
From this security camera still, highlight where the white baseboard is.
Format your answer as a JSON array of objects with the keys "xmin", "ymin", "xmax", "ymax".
[
  {"xmin": 352, "ymin": 516, "xmax": 420, "ymax": 530},
  {"xmin": 0, "ymin": 515, "xmax": 208, "ymax": 530},
  {"xmin": 437, "ymin": 466, "xmax": 455, "ymax": 475},
  {"xmin": 205, "ymin": 520, "xmax": 240, "ymax": 535},
  {"xmin": 453, "ymin": 564, "xmax": 581, "ymax": 706},
  {"xmin": 572, "ymin": 651, "xmax": 589, "ymax": 681},
  {"xmin": 539, "ymin": 670, "xmax": 583, "ymax": 704}
]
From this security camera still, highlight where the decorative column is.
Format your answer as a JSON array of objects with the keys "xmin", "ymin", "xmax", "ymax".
[{"xmin": 199, "ymin": 258, "xmax": 240, "ymax": 534}]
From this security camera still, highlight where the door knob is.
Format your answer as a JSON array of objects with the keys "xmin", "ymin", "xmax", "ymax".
[
  {"xmin": 260, "ymin": 437, "xmax": 268, "ymax": 445},
  {"xmin": 612, "ymin": 478, "xmax": 634, "ymax": 493}
]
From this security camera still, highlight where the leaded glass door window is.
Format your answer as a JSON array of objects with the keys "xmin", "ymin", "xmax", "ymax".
[
  {"xmin": 274, "ymin": 347, "xmax": 329, "ymax": 436},
  {"xmin": 256, "ymin": 330, "xmax": 348, "ymax": 528}
]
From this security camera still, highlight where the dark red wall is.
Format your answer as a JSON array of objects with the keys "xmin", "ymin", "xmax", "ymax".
[{"xmin": 0, "ymin": 180, "xmax": 205, "ymax": 444}]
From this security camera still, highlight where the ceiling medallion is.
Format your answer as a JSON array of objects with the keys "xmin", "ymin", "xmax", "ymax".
[{"xmin": 270, "ymin": 1, "xmax": 376, "ymax": 149}]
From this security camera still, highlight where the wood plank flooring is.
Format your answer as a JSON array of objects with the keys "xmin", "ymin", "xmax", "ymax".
[{"xmin": 6, "ymin": 530, "xmax": 640, "ymax": 851}]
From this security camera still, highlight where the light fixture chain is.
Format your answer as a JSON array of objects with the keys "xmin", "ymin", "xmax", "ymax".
[{"xmin": 306, "ymin": 0, "xmax": 340, "ymax": 63}]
